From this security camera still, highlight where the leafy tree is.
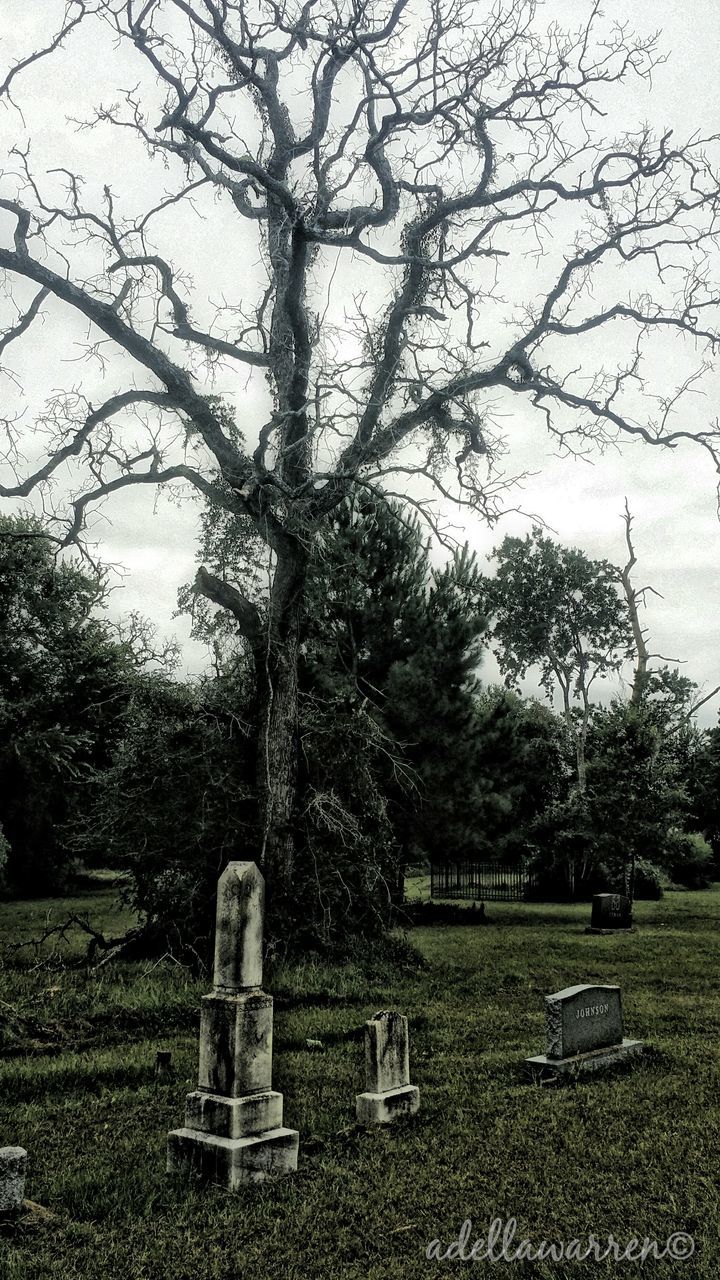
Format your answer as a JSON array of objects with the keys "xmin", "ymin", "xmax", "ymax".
[
  {"xmin": 583, "ymin": 700, "xmax": 687, "ymax": 895},
  {"xmin": 684, "ymin": 726, "xmax": 720, "ymax": 861},
  {"xmin": 2, "ymin": 3, "xmax": 719, "ymax": 918},
  {"xmin": 300, "ymin": 497, "xmax": 432, "ymax": 705},
  {"xmin": 482, "ymin": 528, "xmax": 634, "ymax": 792},
  {"xmin": 663, "ymin": 829, "xmax": 714, "ymax": 890}
]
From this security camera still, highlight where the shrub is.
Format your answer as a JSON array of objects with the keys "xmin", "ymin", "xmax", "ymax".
[
  {"xmin": 0, "ymin": 824, "xmax": 9, "ymax": 895},
  {"xmin": 632, "ymin": 858, "xmax": 665, "ymax": 900},
  {"xmin": 665, "ymin": 829, "xmax": 714, "ymax": 890}
]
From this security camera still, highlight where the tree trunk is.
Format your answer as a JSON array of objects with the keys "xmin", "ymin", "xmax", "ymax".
[
  {"xmin": 624, "ymin": 850, "xmax": 636, "ymax": 903},
  {"xmin": 254, "ymin": 544, "xmax": 307, "ymax": 911},
  {"xmin": 576, "ymin": 733, "xmax": 587, "ymax": 792}
]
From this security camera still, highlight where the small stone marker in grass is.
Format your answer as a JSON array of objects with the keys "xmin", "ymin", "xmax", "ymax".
[
  {"xmin": 0, "ymin": 1147, "xmax": 27, "ymax": 1219},
  {"xmin": 525, "ymin": 983, "xmax": 643, "ymax": 1080},
  {"xmin": 356, "ymin": 1011, "xmax": 420, "ymax": 1125},
  {"xmin": 586, "ymin": 892, "xmax": 634, "ymax": 934},
  {"xmin": 155, "ymin": 1050, "xmax": 172, "ymax": 1078},
  {"xmin": 167, "ymin": 861, "xmax": 299, "ymax": 1188}
]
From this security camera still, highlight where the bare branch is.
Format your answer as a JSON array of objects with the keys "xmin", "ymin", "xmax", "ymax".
[
  {"xmin": 194, "ymin": 565, "xmax": 264, "ymax": 649},
  {"xmin": 0, "ymin": 2, "xmax": 88, "ymax": 104}
]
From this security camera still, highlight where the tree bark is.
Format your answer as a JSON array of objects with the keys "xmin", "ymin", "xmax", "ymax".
[
  {"xmin": 254, "ymin": 543, "xmax": 307, "ymax": 909},
  {"xmin": 619, "ymin": 501, "xmax": 649, "ymax": 708}
]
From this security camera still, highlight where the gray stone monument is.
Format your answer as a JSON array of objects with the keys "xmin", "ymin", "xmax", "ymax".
[
  {"xmin": 525, "ymin": 983, "xmax": 643, "ymax": 1079},
  {"xmin": 356, "ymin": 1011, "xmax": 420, "ymax": 1125},
  {"xmin": 586, "ymin": 892, "xmax": 634, "ymax": 934},
  {"xmin": 167, "ymin": 862, "xmax": 299, "ymax": 1188},
  {"xmin": 0, "ymin": 1147, "xmax": 27, "ymax": 1218}
]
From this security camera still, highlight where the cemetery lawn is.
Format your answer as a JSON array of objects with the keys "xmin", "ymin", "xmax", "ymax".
[{"xmin": 1, "ymin": 881, "xmax": 719, "ymax": 1279}]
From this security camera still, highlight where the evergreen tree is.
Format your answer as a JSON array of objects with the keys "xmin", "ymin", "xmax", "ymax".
[
  {"xmin": 584, "ymin": 700, "xmax": 687, "ymax": 893},
  {"xmin": 175, "ymin": 494, "xmax": 491, "ymax": 943},
  {"xmin": 0, "ymin": 516, "xmax": 143, "ymax": 894},
  {"xmin": 469, "ymin": 688, "xmax": 570, "ymax": 862},
  {"xmin": 75, "ymin": 665, "xmax": 257, "ymax": 961}
]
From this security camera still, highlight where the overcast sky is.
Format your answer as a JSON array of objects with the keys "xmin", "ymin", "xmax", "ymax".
[{"xmin": 1, "ymin": 0, "xmax": 719, "ymax": 723}]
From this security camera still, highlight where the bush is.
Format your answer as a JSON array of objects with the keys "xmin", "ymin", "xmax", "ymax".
[
  {"xmin": 633, "ymin": 858, "xmax": 665, "ymax": 900},
  {"xmin": 665, "ymin": 829, "xmax": 714, "ymax": 890},
  {"xmin": 74, "ymin": 671, "xmax": 257, "ymax": 966}
]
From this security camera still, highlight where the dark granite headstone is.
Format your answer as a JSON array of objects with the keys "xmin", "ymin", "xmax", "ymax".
[
  {"xmin": 546, "ymin": 984, "xmax": 622, "ymax": 1059},
  {"xmin": 525, "ymin": 981, "xmax": 644, "ymax": 1079},
  {"xmin": 588, "ymin": 893, "xmax": 633, "ymax": 933}
]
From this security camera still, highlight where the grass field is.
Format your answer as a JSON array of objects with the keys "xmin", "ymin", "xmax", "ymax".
[{"xmin": 1, "ymin": 880, "xmax": 719, "ymax": 1278}]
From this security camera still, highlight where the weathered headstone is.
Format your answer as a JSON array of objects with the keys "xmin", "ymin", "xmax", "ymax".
[
  {"xmin": 0, "ymin": 1147, "xmax": 27, "ymax": 1218},
  {"xmin": 356, "ymin": 1011, "xmax": 420, "ymax": 1125},
  {"xmin": 586, "ymin": 893, "xmax": 634, "ymax": 934},
  {"xmin": 155, "ymin": 1050, "xmax": 172, "ymax": 1079},
  {"xmin": 167, "ymin": 862, "xmax": 299, "ymax": 1188},
  {"xmin": 525, "ymin": 983, "xmax": 643, "ymax": 1079}
]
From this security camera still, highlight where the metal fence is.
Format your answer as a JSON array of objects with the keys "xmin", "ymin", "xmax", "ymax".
[{"xmin": 430, "ymin": 860, "xmax": 539, "ymax": 902}]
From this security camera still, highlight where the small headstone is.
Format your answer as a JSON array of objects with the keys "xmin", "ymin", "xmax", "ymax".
[
  {"xmin": 586, "ymin": 893, "xmax": 634, "ymax": 934},
  {"xmin": 167, "ymin": 862, "xmax": 299, "ymax": 1188},
  {"xmin": 525, "ymin": 983, "xmax": 643, "ymax": 1080},
  {"xmin": 0, "ymin": 1147, "xmax": 27, "ymax": 1218},
  {"xmin": 356, "ymin": 1011, "xmax": 420, "ymax": 1125},
  {"xmin": 155, "ymin": 1050, "xmax": 172, "ymax": 1078}
]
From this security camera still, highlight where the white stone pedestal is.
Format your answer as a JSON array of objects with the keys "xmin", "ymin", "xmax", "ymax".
[
  {"xmin": 167, "ymin": 863, "xmax": 298, "ymax": 1188},
  {"xmin": 167, "ymin": 1124, "xmax": 299, "ymax": 1188}
]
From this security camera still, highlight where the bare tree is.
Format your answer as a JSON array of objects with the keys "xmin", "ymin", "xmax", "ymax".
[
  {"xmin": 619, "ymin": 499, "xmax": 720, "ymax": 722},
  {"xmin": 1, "ymin": 0, "xmax": 720, "ymax": 906}
]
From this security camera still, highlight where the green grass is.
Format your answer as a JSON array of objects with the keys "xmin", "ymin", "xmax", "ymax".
[{"xmin": 1, "ymin": 882, "xmax": 719, "ymax": 1278}]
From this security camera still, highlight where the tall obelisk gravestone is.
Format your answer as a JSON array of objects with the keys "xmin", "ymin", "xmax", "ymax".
[{"xmin": 167, "ymin": 862, "xmax": 299, "ymax": 1187}]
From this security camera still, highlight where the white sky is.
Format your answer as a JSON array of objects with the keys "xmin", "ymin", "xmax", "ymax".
[{"xmin": 0, "ymin": 0, "xmax": 719, "ymax": 722}]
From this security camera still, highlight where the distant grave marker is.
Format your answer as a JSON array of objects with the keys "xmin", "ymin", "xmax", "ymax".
[
  {"xmin": 586, "ymin": 893, "xmax": 634, "ymax": 934},
  {"xmin": 525, "ymin": 983, "xmax": 643, "ymax": 1079}
]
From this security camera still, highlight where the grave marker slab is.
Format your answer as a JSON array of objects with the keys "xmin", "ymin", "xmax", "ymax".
[
  {"xmin": 586, "ymin": 893, "xmax": 634, "ymax": 934},
  {"xmin": 525, "ymin": 983, "xmax": 643, "ymax": 1080},
  {"xmin": 356, "ymin": 1011, "xmax": 420, "ymax": 1125},
  {"xmin": 167, "ymin": 862, "xmax": 299, "ymax": 1188},
  {"xmin": 0, "ymin": 1147, "xmax": 27, "ymax": 1218}
]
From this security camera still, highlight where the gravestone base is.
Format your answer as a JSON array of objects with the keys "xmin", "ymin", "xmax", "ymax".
[
  {"xmin": 585, "ymin": 926, "xmax": 636, "ymax": 935},
  {"xmin": 167, "ymin": 1124, "xmax": 299, "ymax": 1188},
  {"xmin": 184, "ymin": 1088, "xmax": 284, "ymax": 1139},
  {"xmin": 525, "ymin": 1038, "xmax": 644, "ymax": 1081},
  {"xmin": 356, "ymin": 1084, "xmax": 420, "ymax": 1126}
]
